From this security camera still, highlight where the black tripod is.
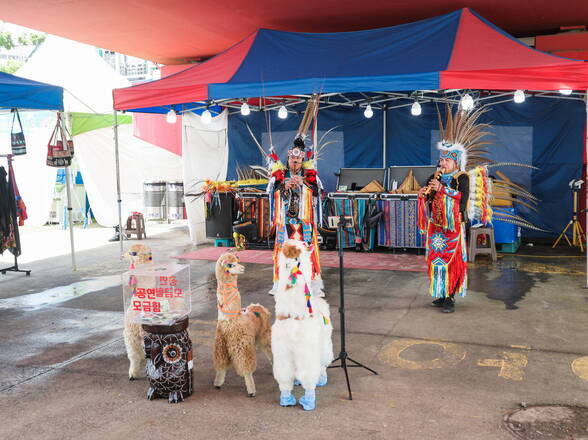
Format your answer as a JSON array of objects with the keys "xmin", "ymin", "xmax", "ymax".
[{"xmin": 328, "ymin": 213, "xmax": 378, "ymax": 400}]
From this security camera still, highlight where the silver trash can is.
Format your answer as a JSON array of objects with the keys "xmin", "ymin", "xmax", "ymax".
[
  {"xmin": 166, "ymin": 181, "xmax": 184, "ymax": 220},
  {"xmin": 144, "ymin": 181, "xmax": 166, "ymax": 220}
]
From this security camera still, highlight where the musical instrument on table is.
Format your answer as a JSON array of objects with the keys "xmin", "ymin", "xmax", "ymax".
[
  {"xmin": 327, "ymin": 192, "xmax": 379, "ymax": 200},
  {"xmin": 236, "ymin": 191, "xmax": 269, "ymax": 199},
  {"xmin": 379, "ymin": 193, "xmax": 418, "ymax": 201}
]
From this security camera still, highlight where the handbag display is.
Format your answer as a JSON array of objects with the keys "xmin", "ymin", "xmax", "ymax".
[
  {"xmin": 10, "ymin": 109, "xmax": 26, "ymax": 156},
  {"xmin": 46, "ymin": 113, "xmax": 74, "ymax": 167}
]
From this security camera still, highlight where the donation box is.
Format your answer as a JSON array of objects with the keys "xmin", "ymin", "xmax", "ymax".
[{"xmin": 122, "ymin": 262, "xmax": 191, "ymax": 325}]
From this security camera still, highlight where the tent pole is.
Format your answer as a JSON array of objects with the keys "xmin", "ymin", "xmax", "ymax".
[
  {"xmin": 62, "ymin": 112, "xmax": 76, "ymax": 271},
  {"xmin": 114, "ymin": 110, "xmax": 124, "ymax": 259},
  {"xmin": 382, "ymin": 106, "xmax": 387, "ymax": 168}
]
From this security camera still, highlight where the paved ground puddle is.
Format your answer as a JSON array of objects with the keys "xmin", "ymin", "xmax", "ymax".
[{"xmin": 0, "ymin": 275, "xmax": 121, "ymax": 309}]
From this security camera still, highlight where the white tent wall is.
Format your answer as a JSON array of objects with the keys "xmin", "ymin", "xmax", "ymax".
[
  {"xmin": 75, "ymin": 123, "xmax": 183, "ymax": 227},
  {"xmin": 182, "ymin": 110, "xmax": 228, "ymax": 243},
  {"xmin": 16, "ymin": 35, "xmax": 130, "ymax": 112},
  {"xmin": 0, "ymin": 111, "xmax": 57, "ymax": 227}
]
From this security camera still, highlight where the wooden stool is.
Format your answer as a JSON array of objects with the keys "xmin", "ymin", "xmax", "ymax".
[
  {"xmin": 126, "ymin": 212, "xmax": 147, "ymax": 240},
  {"xmin": 468, "ymin": 227, "xmax": 497, "ymax": 262}
]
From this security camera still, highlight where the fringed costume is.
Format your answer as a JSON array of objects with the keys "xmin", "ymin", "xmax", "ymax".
[
  {"xmin": 268, "ymin": 138, "xmax": 324, "ymax": 296},
  {"xmin": 419, "ymin": 104, "xmax": 542, "ymax": 313},
  {"xmin": 418, "ymin": 171, "xmax": 469, "ymax": 300}
]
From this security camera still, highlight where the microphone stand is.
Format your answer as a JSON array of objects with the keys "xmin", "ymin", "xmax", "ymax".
[{"xmin": 328, "ymin": 212, "xmax": 378, "ymax": 400}]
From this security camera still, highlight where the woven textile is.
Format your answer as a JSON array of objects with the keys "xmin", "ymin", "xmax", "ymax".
[{"xmin": 377, "ymin": 199, "xmax": 424, "ymax": 248}]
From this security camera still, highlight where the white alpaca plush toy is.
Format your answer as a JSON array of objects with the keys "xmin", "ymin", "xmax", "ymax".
[
  {"xmin": 123, "ymin": 244, "xmax": 153, "ymax": 379},
  {"xmin": 271, "ymin": 239, "xmax": 333, "ymax": 411}
]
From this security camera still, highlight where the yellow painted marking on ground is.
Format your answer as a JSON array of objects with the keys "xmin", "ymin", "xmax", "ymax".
[
  {"xmin": 571, "ymin": 356, "xmax": 588, "ymax": 382},
  {"xmin": 509, "ymin": 344, "xmax": 531, "ymax": 350},
  {"xmin": 378, "ymin": 338, "xmax": 466, "ymax": 370},
  {"xmin": 516, "ymin": 262, "xmax": 585, "ymax": 276},
  {"xmin": 470, "ymin": 259, "xmax": 585, "ymax": 275},
  {"xmin": 477, "ymin": 352, "xmax": 528, "ymax": 381}
]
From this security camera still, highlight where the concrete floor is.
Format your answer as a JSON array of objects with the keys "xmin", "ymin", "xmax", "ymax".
[{"xmin": 0, "ymin": 226, "xmax": 587, "ymax": 440}]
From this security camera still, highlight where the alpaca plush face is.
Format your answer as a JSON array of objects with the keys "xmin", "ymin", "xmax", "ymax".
[
  {"xmin": 124, "ymin": 244, "xmax": 153, "ymax": 266},
  {"xmin": 216, "ymin": 253, "xmax": 244, "ymax": 279},
  {"xmin": 278, "ymin": 240, "xmax": 313, "ymax": 291}
]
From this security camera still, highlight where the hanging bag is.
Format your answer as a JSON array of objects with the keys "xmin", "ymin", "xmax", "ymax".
[
  {"xmin": 46, "ymin": 113, "xmax": 75, "ymax": 167},
  {"xmin": 10, "ymin": 109, "xmax": 26, "ymax": 155}
]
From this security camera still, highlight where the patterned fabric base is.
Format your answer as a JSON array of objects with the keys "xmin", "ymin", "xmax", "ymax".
[
  {"xmin": 331, "ymin": 198, "xmax": 375, "ymax": 250},
  {"xmin": 377, "ymin": 199, "xmax": 424, "ymax": 248}
]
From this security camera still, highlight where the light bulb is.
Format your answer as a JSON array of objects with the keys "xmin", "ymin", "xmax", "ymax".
[
  {"xmin": 364, "ymin": 103, "xmax": 373, "ymax": 118},
  {"xmin": 460, "ymin": 93, "xmax": 474, "ymax": 111},
  {"xmin": 278, "ymin": 105, "xmax": 288, "ymax": 119},
  {"xmin": 513, "ymin": 90, "xmax": 525, "ymax": 104},
  {"xmin": 559, "ymin": 89, "xmax": 573, "ymax": 96},
  {"xmin": 240, "ymin": 101, "xmax": 250, "ymax": 116},
  {"xmin": 166, "ymin": 109, "xmax": 177, "ymax": 124},
  {"xmin": 411, "ymin": 101, "xmax": 422, "ymax": 116},
  {"xmin": 201, "ymin": 109, "xmax": 212, "ymax": 124}
]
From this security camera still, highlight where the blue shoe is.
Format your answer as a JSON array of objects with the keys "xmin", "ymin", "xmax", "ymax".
[
  {"xmin": 317, "ymin": 374, "xmax": 328, "ymax": 387},
  {"xmin": 299, "ymin": 394, "xmax": 316, "ymax": 411},
  {"xmin": 293, "ymin": 379, "xmax": 301, "ymax": 386},
  {"xmin": 279, "ymin": 391, "xmax": 296, "ymax": 407}
]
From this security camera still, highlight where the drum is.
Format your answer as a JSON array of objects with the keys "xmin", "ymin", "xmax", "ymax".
[
  {"xmin": 166, "ymin": 181, "xmax": 184, "ymax": 220},
  {"xmin": 144, "ymin": 181, "xmax": 166, "ymax": 220}
]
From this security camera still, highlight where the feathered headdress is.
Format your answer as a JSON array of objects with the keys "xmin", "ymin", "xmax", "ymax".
[
  {"xmin": 437, "ymin": 104, "xmax": 545, "ymax": 232},
  {"xmin": 436, "ymin": 105, "xmax": 492, "ymax": 171}
]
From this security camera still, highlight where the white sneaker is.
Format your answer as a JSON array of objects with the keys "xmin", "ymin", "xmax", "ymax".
[{"xmin": 268, "ymin": 288, "xmax": 276, "ymax": 296}]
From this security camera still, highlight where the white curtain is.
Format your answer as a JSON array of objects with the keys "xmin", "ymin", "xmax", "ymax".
[
  {"xmin": 75, "ymin": 124, "xmax": 183, "ymax": 227},
  {"xmin": 182, "ymin": 110, "xmax": 228, "ymax": 243}
]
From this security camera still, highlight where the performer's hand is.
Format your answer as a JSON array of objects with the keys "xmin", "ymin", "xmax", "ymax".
[
  {"xmin": 418, "ymin": 187, "xmax": 427, "ymax": 197},
  {"xmin": 431, "ymin": 180, "xmax": 442, "ymax": 192}
]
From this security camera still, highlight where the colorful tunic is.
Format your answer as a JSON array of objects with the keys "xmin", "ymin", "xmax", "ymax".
[
  {"xmin": 418, "ymin": 172, "xmax": 469, "ymax": 298},
  {"xmin": 270, "ymin": 167, "xmax": 323, "ymax": 293}
]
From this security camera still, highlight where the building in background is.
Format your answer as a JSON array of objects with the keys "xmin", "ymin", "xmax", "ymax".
[{"xmin": 98, "ymin": 49, "xmax": 160, "ymax": 83}]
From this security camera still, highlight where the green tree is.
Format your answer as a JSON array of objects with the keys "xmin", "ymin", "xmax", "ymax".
[
  {"xmin": 0, "ymin": 31, "xmax": 15, "ymax": 50},
  {"xmin": 29, "ymin": 33, "xmax": 46, "ymax": 46},
  {"xmin": 16, "ymin": 32, "xmax": 46, "ymax": 46},
  {"xmin": 0, "ymin": 59, "xmax": 23, "ymax": 74}
]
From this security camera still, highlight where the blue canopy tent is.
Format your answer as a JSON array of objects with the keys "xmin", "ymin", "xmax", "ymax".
[
  {"xmin": 0, "ymin": 71, "xmax": 63, "ymax": 111},
  {"xmin": 0, "ymin": 71, "xmax": 68, "ymax": 274}
]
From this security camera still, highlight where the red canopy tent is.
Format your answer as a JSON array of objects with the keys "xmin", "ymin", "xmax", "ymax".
[{"xmin": 112, "ymin": 9, "xmax": 588, "ymax": 112}]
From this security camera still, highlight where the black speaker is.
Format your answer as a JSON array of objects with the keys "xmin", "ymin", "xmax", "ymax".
[
  {"xmin": 205, "ymin": 193, "xmax": 235, "ymax": 239},
  {"xmin": 336, "ymin": 168, "xmax": 386, "ymax": 191}
]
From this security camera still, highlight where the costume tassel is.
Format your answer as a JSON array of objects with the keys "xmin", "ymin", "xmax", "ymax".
[{"xmin": 417, "ymin": 197, "xmax": 428, "ymax": 234}]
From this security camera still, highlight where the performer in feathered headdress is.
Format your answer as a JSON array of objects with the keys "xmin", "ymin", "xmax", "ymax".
[
  {"xmin": 418, "ymin": 139, "xmax": 470, "ymax": 313},
  {"xmin": 418, "ymin": 105, "xmax": 541, "ymax": 313},
  {"xmin": 268, "ymin": 136, "xmax": 324, "ymax": 297}
]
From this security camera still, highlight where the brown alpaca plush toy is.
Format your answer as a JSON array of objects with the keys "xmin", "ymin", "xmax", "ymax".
[{"xmin": 213, "ymin": 251, "xmax": 272, "ymax": 397}]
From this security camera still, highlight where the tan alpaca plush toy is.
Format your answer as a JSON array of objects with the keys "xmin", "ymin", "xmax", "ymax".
[{"xmin": 213, "ymin": 251, "xmax": 272, "ymax": 397}]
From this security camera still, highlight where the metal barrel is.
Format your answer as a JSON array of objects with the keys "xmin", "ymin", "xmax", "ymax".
[
  {"xmin": 166, "ymin": 181, "xmax": 184, "ymax": 220},
  {"xmin": 143, "ymin": 181, "xmax": 166, "ymax": 220}
]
